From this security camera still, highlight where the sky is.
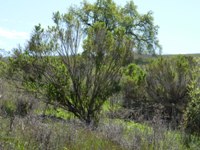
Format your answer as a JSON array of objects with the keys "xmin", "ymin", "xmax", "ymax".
[{"xmin": 0, "ymin": 0, "xmax": 200, "ymax": 54}]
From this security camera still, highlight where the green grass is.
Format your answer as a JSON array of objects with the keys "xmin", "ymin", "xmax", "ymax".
[
  {"xmin": 44, "ymin": 107, "xmax": 75, "ymax": 120},
  {"xmin": 102, "ymin": 100, "xmax": 121, "ymax": 112}
]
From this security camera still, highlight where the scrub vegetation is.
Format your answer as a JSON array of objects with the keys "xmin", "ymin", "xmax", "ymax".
[{"xmin": 0, "ymin": 0, "xmax": 200, "ymax": 149}]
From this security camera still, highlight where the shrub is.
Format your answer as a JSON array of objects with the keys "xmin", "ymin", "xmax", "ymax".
[
  {"xmin": 145, "ymin": 56, "xmax": 196, "ymax": 125},
  {"xmin": 121, "ymin": 63, "xmax": 146, "ymax": 109},
  {"xmin": 15, "ymin": 99, "xmax": 33, "ymax": 117},
  {"xmin": 184, "ymin": 58, "xmax": 200, "ymax": 135},
  {"xmin": 120, "ymin": 63, "xmax": 153, "ymax": 121},
  {"xmin": 0, "ymin": 59, "xmax": 7, "ymax": 78},
  {"xmin": 0, "ymin": 99, "xmax": 16, "ymax": 118}
]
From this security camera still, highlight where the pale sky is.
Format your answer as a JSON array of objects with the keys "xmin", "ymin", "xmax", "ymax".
[{"xmin": 0, "ymin": 0, "xmax": 200, "ymax": 54}]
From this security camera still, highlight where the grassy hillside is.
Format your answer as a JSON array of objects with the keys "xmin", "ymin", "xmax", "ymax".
[{"xmin": 0, "ymin": 55, "xmax": 200, "ymax": 149}]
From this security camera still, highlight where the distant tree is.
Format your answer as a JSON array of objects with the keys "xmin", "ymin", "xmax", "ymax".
[
  {"xmin": 62, "ymin": 0, "xmax": 161, "ymax": 55},
  {"xmin": 9, "ymin": 0, "xmax": 160, "ymax": 125}
]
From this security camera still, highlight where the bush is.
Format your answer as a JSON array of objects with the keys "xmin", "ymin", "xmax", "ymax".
[
  {"xmin": 145, "ymin": 56, "xmax": 196, "ymax": 125},
  {"xmin": 0, "ymin": 78, "xmax": 34, "ymax": 118},
  {"xmin": 184, "ymin": 58, "xmax": 200, "ymax": 135},
  {"xmin": 121, "ymin": 63, "xmax": 146, "ymax": 109},
  {"xmin": 120, "ymin": 63, "xmax": 153, "ymax": 121},
  {"xmin": 15, "ymin": 99, "xmax": 33, "ymax": 117},
  {"xmin": 0, "ymin": 59, "xmax": 7, "ymax": 78},
  {"xmin": 0, "ymin": 99, "xmax": 16, "ymax": 117}
]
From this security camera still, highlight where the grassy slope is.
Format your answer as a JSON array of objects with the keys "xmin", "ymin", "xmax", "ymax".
[
  {"xmin": 0, "ymin": 88, "xmax": 200, "ymax": 149},
  {"xmin": 1, "ymin": 55, "xmax": 200, "ymax": 149}
]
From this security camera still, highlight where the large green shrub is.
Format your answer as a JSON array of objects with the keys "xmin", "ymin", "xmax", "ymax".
[
  {"xmin": 7, "ymin": 0, "xmax": 161, "ymax": 126},
  {"xmin": 9, "ymin": 22, "xmax": 130, "ymax": 125},
  {"xmin": 121, "ymin": 63, "xmax": 146, "ymax": 108},
  {"xmin": 119, "ymin": 63, "xmax": 153, "ymax": 121},
  {"xmin": 184, "ymin": 58, "xmax": 200, "ymax": 135},
  {"xmin": 145, "ymin": 56, "xmax": 196, "ymax": 124}
]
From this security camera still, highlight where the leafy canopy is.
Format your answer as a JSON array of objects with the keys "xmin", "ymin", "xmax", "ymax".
[{"xmin": 55, "ymin": 0, "xmax": 161, "ymax": 55}]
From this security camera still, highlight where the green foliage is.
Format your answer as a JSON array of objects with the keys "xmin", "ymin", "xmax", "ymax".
[
  {"xmin": 0, "ymin": 98, "xmax": 32, "ymax": 118},
  {"xmin": 123, "ymin": 63, "xmax": 146, "ymax": 85},
  {"xmin": 0, "ymin": 59, "xmax": 8, "ymax": 78},
  {"xmin": 43, "ymin": 107, "xmax": 75, "ymax": 120},
  {"xmin": 184, "ymin": 82, "xmax": 200, "ymax": 135},
  {"xmin": 0, "ymin": 99, "xmax": 16, "ymax": 117},
  {"xmin": 145, "ymin": 56, "xmax": 196, "ymax": 124},
  {"xmin": 121, "ymin": 63, "xmax": 146, "ymax": 109},
  {"xmin": 76, "ymin": 0, "xmax": 161, "ymax": 55},
  {"xmin": 184, "ymin": 58, "xmax": 200, "ymax": 135},
  {"xmin": 9, "ymin": 53, "xmax": 70, "ymax": 101}
]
